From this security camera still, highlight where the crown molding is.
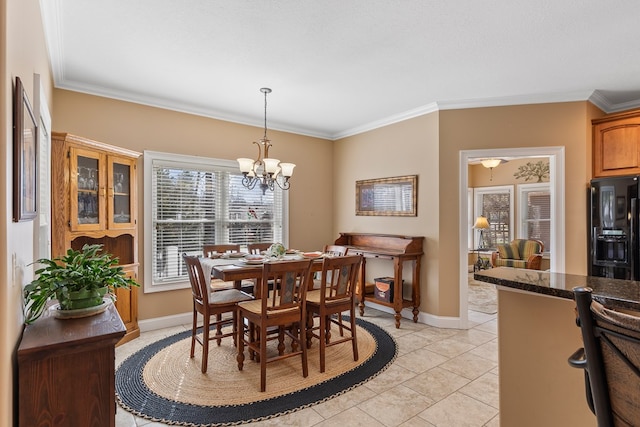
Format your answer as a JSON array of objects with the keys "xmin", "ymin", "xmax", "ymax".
[
  {"xmin": 54, "ymin": 77, "xmax": 640, "ymax": 141},
  {"xmin": 332, "ymin": 102, "xmax": 440, "ymax": 140}
]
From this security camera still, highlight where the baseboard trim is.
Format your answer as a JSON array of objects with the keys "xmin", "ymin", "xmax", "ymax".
[
  {"xmin": 138, "ymin": 312, "xmax": 192, "ymax": 332},
  {"xmin": 362, "ymin": 301, "xmax": 463, "ymax": 329},
  {"xmin": 139, "ymin": 304, "xmax": 465, "ymax": 333}
]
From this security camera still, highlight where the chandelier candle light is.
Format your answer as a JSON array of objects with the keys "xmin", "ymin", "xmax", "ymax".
[{"xmin": 237, "ymin": 88, "xmax": 295, "ymax": 194}]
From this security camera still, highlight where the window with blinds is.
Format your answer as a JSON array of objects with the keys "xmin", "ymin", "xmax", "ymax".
[
  {"xmin": 144, "ymin": 151, "xmax": 285, "ymax": 290},
  {"xmin": 518, "ymin": 183, "xmax": 551, "ymax": 254}
]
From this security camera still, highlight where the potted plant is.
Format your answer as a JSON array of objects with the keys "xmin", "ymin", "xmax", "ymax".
[{"xmin": 23, "ymin": 243, "xmax": 139, "ymax": 324}]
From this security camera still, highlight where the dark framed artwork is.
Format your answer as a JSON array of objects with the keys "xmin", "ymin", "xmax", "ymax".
[
  {"xmin": 13, "ymin": 76, "xmax": 38, "ymax": 222},
  {"xmin": 356, "ymin": 175, "xmax": 418, "ymax": 216}
]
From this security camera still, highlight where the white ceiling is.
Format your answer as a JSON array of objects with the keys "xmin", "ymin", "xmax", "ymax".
[{"xmin": 41, "ymin": 0, "xmax": 640, "ymax": 140}]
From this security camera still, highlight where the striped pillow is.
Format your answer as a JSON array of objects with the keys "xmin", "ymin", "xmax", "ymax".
[{"xmin": 497, "ymin": 243, "xmax": 520, "ymax": 260}]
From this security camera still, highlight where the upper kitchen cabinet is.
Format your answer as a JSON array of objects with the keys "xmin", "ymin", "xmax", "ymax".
[
  {"xmin": 593, "ymin": 109, "xmax": 640, "ymax": 178},
  {"xmin": 51, "ymin": 132, "xmax": 142, "ymax": 343}
]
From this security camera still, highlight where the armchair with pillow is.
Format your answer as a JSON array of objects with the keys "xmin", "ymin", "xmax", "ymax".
[{"xmin": 490, "ymin": 239, "xmax": 544, "ymax": 270}]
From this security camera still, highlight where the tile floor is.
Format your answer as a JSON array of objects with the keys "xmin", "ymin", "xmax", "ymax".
[{"xmin": 115, "ymin": 307, "xmax": 499, "ymax": 427}]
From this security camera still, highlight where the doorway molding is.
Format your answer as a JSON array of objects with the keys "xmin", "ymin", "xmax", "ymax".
[{"xmin": 458, "ymin": 147, "xmax": 565, "ymax": 328}]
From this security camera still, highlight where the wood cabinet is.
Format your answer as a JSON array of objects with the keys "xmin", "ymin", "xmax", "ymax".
[
  {"xmin": 334, "ymin": 232, "xmax": 424, "ymax": 328},
  {"xmin": 52, "ymin": 132, "xmax": 141, "ymax": 344},
  {"xmin": 593, "ymin": 109, "xmax": 640, "ymax": 177},
  {"xmin": 18, "ymin": 303, "xmax": 126, "ymax": 427}
]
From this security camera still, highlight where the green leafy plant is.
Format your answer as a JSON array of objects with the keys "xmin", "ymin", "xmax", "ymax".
[{"xmin": 23, "ymin": 244, "xmax": 139, "ymax": 324}]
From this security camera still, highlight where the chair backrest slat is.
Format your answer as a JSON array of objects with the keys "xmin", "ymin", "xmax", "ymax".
[
  {"xmin": 321, "ymin": 255, "xmax": 362, "ymax": 303},
  {"xmin": 323, "ymin": 244, "xmax": 348, "ymax": 257},
  {"xmin": 248, "ymin": 243, "xmax": 272, "ymax": 255},
  {"xmin": 203, "ymin": 244, "xmax": 240, "ymax": 257},
  {"xmin": 261, "ymin": 259, "xmax": 312, "ymax": 314},
  {"xmin": 183, "ymin": 254, "xmax": 209, "ymax": 305}
]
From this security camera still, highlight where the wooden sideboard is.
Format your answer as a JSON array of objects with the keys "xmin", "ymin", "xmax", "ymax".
[
  {"xmin": 334, "ymin": 232, "xmax": 424, "ymax": 328},
  {"xmin": 17, "ymin": 304, "xmax": 126, "ymax": 427}
]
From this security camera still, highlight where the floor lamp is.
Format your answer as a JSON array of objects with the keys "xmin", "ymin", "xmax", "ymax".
[{"xmin": 473, "ymin": 215, "xmax": 491, "ymax": 270}]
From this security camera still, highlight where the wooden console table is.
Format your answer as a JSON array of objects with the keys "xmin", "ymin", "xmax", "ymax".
[
  {"xmin": 17, "ymin": 303, "xmax": 126, "ymax": 427},
  {"xmin": 334, "ymin": 232, "xmax": 424, "ymax": 328}
]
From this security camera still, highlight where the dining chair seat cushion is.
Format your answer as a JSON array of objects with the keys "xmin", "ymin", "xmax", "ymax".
[
  {"xmin": 238, "ymin": 299, "xmax": 300, "ymax": 317},
  {"xmin": 208, "ymin": 288, "xmax": 253, "ymax": 305},
  {"xmin": 306, "ymin": 289, "xmax": 351, "ymax": 306}
]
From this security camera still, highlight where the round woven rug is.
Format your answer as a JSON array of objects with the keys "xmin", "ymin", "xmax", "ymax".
[{"xmin": 116, "ymin": 317, "xmax": 396, "ymax": 426}]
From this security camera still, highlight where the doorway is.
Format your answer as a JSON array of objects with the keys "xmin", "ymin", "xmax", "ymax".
[{"xmin": 458, "ymin": 147, "xmax": 566, "ymax": 328}]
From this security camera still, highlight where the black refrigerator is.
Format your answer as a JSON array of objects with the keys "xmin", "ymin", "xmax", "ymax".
[{"xmin": 588, "ymin": 175, "xmax": 640, "ymax": 280}]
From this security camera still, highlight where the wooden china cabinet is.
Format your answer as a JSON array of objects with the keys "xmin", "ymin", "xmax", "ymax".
[{"xmin": 51, "ymin": 132, "xmax": 141, "ymax": 344}]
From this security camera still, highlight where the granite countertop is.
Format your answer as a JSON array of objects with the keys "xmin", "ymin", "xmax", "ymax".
[{"xmin": 474, "ymin": 267, "xmax": 640, "ymax": 311}]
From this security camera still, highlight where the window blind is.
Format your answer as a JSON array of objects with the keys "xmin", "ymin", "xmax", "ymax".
[
  {"xmin": 150, "ymin": 156, "xmax": 284, "ymax": 286},
  {"xmin": 524, "ymin": 190, "xmax": 551, "ymax": 252}
]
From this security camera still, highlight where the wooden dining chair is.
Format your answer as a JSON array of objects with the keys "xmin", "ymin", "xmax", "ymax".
[
  {"xmin": 323, "ymin": 244, "xmax": 348, "ymax": 257},
  {"xmin": 311, "ymin": 245, "xmax": 349, "ymax": 290},
  {"xmin": 236, "ymin": 259, "xmax": 313, "ymax": 392},
  {"xmin": 568, "ymin": 287, "xmax": 640, "ymax": 426},
  {"xmin": 247, "ymin": 243, "xmax": 272, "ymax": 255},
  {"xmin": 183, "ymin": 254, "xmax": 253, "ymax": 373},
  {"xmin": 306, "ymin": 254, "xmax": 362, "ymax": 373},
  {"xmin": 203, "ymin": 244, "xmax": 241, "ymax": 258}
]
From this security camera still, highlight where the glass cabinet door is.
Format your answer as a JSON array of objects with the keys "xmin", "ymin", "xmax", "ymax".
[
  {"xmin": 70, "ymin": 148, "xmax": 105, "ymax": 231},
  {"xmin": 108, "ymin": 156, "xmax": 136, "ymax": 229}
]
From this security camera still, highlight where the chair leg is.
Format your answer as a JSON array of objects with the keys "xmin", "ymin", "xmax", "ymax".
[
  {"xmin": 319, "ymin": 313, "xmax": 327, "ymax": 373},
  {"xmin": 300, "ymin": 322, "xmax": 309, "ymax": 378},
  {"xmin": 232, "ymin": 310, "xmax": 237, "ymax": 347},
  {"xmin": 260, "ymin": 324, "xmax": 268, "ymax": 392},
  {"xmin": 190, "ymin": 308, "xmax": 197, "ymax": 359},
  {"xmin": 215, "ymin": 313, "xmax": 223, "ymax": 346},
  {"xmin": 201, "ymin": 314, "xmax": 210, "ymax": 373},
  {"xmin": 306, "ymin": 311, "xmax": 314, "ymax": 349},
  {"xmin": 350, "ymin": 307, "xmax": 359, "ymax": 362},
  {"xmin": 237, "ymin": 312, "xmax": 245, "ymax": 371}
]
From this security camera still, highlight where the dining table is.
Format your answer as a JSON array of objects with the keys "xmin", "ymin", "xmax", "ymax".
[{"xmin": 201, "ymin": 254, "xmax": 325, "ymax": 296}]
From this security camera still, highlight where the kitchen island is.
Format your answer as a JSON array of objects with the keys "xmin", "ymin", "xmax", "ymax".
[{"xmin": 474, "ymin": 268, "xmax": 640, "ymax": 427}]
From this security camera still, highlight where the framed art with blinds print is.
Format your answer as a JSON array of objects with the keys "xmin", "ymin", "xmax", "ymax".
[
  {"xmin": 356, "ymin": 175, "xmax": 417, "ymax": 216},
  {"xmin": 13, "ymin": 76, "xmax": 38, "ymax": 222}
]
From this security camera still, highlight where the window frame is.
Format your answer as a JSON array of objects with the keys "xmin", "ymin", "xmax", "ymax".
[
  {"xmin": 473, "ymin": 185, "xmax": 514, "ymax": 249},
  {"xmin": 517, "ymin": 182, "xmax": 551, "ymax": 256},
  {"xmin": 143, "ymin": 150, "xmax": 289, "ymax": 293}
]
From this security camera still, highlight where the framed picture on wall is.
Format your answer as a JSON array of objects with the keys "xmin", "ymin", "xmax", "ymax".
[
  {"xmin": 356, "ymin": 175, "xmax": 418, "ymax": 216},
  {"xmin": 13, "ymin": 76, "xmax": 38, "ymax": 222}
]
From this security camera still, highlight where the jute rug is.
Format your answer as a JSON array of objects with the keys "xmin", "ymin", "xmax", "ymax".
[
  {"xmin": 116, "ymin": 317, "xmax": 396, "ymax": 426},
  {"xmin": 468, "ymin": 273, "xmax": 498, "ymax": 314}
]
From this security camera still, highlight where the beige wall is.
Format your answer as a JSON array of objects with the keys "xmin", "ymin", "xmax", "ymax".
[
  {"xmin": 52, "ymin": 90, "xmax": 335, "ymax": 320},
  {"xmin": 438, "ymin": 102, "xmax": 602, "ymax": 316},
  {"xmin": 3, "ymin": 0, "xmax": 54, "ymax": 424},
  {"xmin": 334, "ymin": 113, "xmax": 441, "ymax": 315},
  {"xmin": 335, "ymin": 102, "xmax": 602, "ymax": 318}
]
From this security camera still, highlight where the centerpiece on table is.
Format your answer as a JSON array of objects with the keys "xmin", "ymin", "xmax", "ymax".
[
  {"xmin": 23, "ymin": 243, "xmax": 139, "ymax": 324},
  {"xmin": 266, "ymin": 242, "xmax": 286, "ymax": 259}
]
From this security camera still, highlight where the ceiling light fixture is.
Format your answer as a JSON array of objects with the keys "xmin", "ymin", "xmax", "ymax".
[
  {"xmin": 480, "ymin": 158, "xmax": 502, "ymax": 181},
  {"xmin": 237, "ymin": 88, "xmax": 295, "ymax": 194},
  {"xmin": 481, "ymin": 158, "xmax": 502, "ymax": 169}
]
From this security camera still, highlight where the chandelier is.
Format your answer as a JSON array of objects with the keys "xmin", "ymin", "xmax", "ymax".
[{"xmin": 237, "ymin": 88, "xmax": 295, "ymax": 194}]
